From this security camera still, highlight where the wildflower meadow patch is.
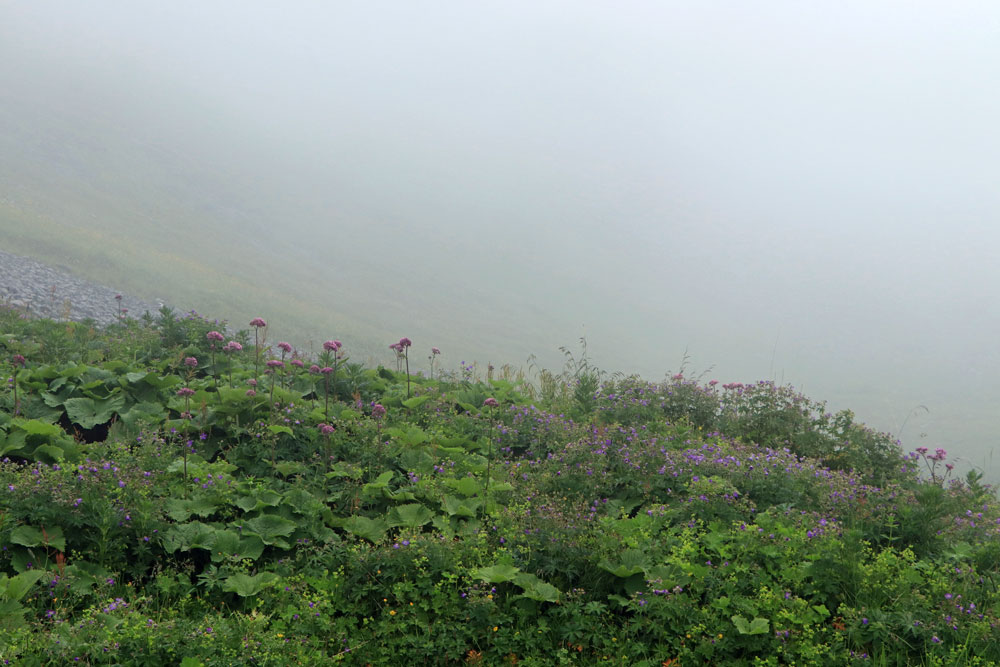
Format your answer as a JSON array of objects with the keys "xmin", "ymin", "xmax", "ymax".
[{"xmin": 1, "ymin": 304, "xmax": 998, "ymax": 665}]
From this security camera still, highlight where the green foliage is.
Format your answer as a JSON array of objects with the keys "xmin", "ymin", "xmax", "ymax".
[{"xmin": 1, "ymin": 309, "xmax": 999, "ymax": 665}]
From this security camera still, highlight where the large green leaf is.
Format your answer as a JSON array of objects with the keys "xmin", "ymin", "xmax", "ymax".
[
  {"xmin": 63, "ymin": 394, "xmax": 126, "ymax": 429},
  {"xmin": 161, "ymin": 522, "xmax": 217, "ymax": 553},
  {"xmin": 2, "ymin": 570, "xmax": 45, "ymax": 602},
  {"xmin": 166, "ymin": 498, "xmax": 221, "ymax": 522},
  {"xmin": 222, "ymin": 572, "xmax": 279, "ymax": 597},
  {"xmin": 598, "ymin": 549, "xmax": 649, "ymax": 578},
  {"xmin": 211, "ymin": 532, "xmax": 265, "ymax": 563},
  {"xmin": 732, "ymin": 615, "xmax": 770, "ymax": 635},
  {"xmin": 342, "ymin": 516, "xmax": 387, "ymax": 543},
  {"xmin": 446, "ymin": 477, "xmax": 482, "ymax": 498},
  {"xmin": 119, "ymin": 401, "xmax": 167, "ymax": 429},
  {"xmin": 442, "ymin": 495, "xmax": 481, "ymax": 518},
  {"xmin": 401, "ymin": 396, "xmax": 431, "ymax": 410},
  {"xmin": 513, "ymin": 573, "xmax": 561, "ymax": 603},
  {"xmin": 233, "ymin": 489, "xmax": 282, "ymax": 512},
  {"xmin": 10, "ymin": 419, "xmax": 61, "ymax": 438},
  {"xmin": 10, "ymin": 525, "xmax": 65, "ymax": 552},
  {"xmin": 244, "ymin": 514, "xmax": 297, "ymax": 547},
  {"xmin": 386, "ymin": 503, "xmax": 434, "ymax": 530},
  {"xmin": 475, "ymin": 564, "xmax": 521, "ymax": 584}
]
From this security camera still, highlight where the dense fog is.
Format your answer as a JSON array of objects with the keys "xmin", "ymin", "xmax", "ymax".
[{"xmin": 1, "ymin": 2, "xmax": 998, "ymax": 478}]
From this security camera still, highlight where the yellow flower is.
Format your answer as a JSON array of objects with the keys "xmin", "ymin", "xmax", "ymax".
[
  {"xmin": 389, "ymin": 610, "xmax": 397, "ymax": 616},
  {"xmin": 276, "ymin": 633, "xmax": 284, "ymax": 638},
  {"xmin": 493, "ymin": 626, "xmax": 499, "ymax": 632},
  {"xmin": 718, "ymin": 633, "xmax": 723, "ymax": 639}
]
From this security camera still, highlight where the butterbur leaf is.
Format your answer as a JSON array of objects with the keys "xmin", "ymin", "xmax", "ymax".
[
  {"xmin": 3, "ymin": 570, "xmax": 45, "ymax": 602},
  {"xmin": 161, "ymin": 522, "xmax": 216, "ymax": 553},
  {"xmin": 10, "ymin": 525, "xmax": 66, "ymax": 552},
  {"xmin": 342, "ymin": 516, "xmax": 387, "ymax": 543},
  {"xmin": 442, "ymin": 495, "xmax": 481, "ymax": 518},
  {"xmin": 166, "ymin": 498, "xmax": 220, "ymax": 522},
  {"xmin": 267, "ymin": 425, "xmax": 293, "ymax": 437},
  {"xmin": 233, "ymin": 490, "xmax": 282, "ymax": 512},
  {"xmin": 63, "ymin": 394, "xmax": 125, "ymax": 429},
  {"xmin": 513, "ymin": 572, "xmax": 561, "ymax": 603},
  {"xmin": 732, "ymin": 615, "xmax": 770, "ymax": 635},
  {"xmin": 598, "ymin": 549, "xmax": 649, "ymax": 578},
  {"xmin": 475, "ymin": 564, "xmax": 521, "ymax": 584},
  {"xmin": 211, "ymin": 532, "xmax": 265, "ymax": 563},
  {"xmin": 401, "ymin": 396, "xmax": 431, "ymax": 410},
  {"xmin": 386, "ymin": 503, "xmax": 434, "ymax": 530},
  {"xmin": 222, "ymin": 572, "xmax": 279, "ymax": 597},
  {"xmin": 446, "ymin": 477, "xmax": 482, "ymax": 498},
  {"xmin": 244, "ymin": 514, "xmax": 297, "ymax": 546}
]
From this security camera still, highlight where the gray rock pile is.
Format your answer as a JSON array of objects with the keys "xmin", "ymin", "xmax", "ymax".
[{"xmin": 0, "ymin": 247, "xmax": 167, "ymax": 327}]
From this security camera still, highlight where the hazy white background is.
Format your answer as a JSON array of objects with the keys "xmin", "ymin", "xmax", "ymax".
[{"xmin": 1, "ymin": 2, "xmax": 998, "ymax": 477}]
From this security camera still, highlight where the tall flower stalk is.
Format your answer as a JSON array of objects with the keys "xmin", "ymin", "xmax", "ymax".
[
  {"xmin": 250, "ymin": 318, "xmax": 267, "ymax": 383},
  {"xmin": 266, "ymin": 359, "xmax": 284, "ymax": 405},
  {"xmin": 206, "ymin": 331, "xmax": 224, "ymax": 389},
  {"xmin": 372, "ymin": 402, "xmax": 386, "ymax": 458},
  {"xmin": 11, "ymin": 354, "xmax": 26, "ymax": 416},
  {"xmin": 322, "ymin": 340, "xmax": 342, "ymax": 410},
  {"xmin": 429, "ymin": 347, "xmax": 441, "ymax": 380},
  {"xmin": 482, "ymin": 397, "xmax": 499, "ymax": 514},
  {"xmin": 177, "ymin": 387, "xmax": 195, "ymax": 487},
  {"xmin": 397, "ymin": 337, "xmax": 412, "ymax": 397},
  {"xmin": 223, "ymin": 341, "xmax": 242, "ymax": 388},
  {"xmin": 321, "ymin": 366, "xmax": 334, "ymax": 420}
]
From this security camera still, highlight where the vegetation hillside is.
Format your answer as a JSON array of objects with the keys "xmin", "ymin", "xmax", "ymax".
[{"xmin": 1, "ymin": 305, "xmax": 997, "ymax": 666}]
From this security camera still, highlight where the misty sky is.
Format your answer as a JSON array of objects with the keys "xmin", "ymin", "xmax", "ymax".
[{"xmin": 2, "ymin": 2, "xmax": 999, "ymax": 473}]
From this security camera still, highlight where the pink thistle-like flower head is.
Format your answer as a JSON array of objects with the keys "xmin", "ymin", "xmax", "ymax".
[
  {"xmin": 320, "ymin": 366, "xmax": 334, "ymax": 375},
  {"xmin": 12, "ymin": 354, "xmax": 26, "ymax": 367},
  {"xmin": 184, "ymin": 357, "xmax": 198, "ymax": 368},
  {"xmin": 248, "ymin": 378, "xmax": 258, "ymax": 387},
  {"xmin": 277, "ymin": 342, "xmax": 293, "ymax": 353},
  {"xmin": 206, "ymin": 331, "xmax": 225, "ymax": 342},
  {"xmin": 371, "ymin": 403, "xmax": 387, "ymax": 419},
  {"xmin": 290, "ymin": 359, "xmax": 304, "ymax": 368},
  {"xmin": 309, "ymin": 364, "xmax": 321, "ymax": 374},
  {"xmin": 176, "ymin": 387, "xmax": 195, "ymax": 397},
  {"xmin": 483, "ymin": 397, "xmax": 499, "ymax": 408},
  {"xmin": 224, "ymin": 341, "xmax": 243, "ymax": 352},
  {"xmin": 266, "ymin": 359, "xmax": 285, "ymax": 369},
  {"xmin": 249, "ymin": 317, "xmax": 267, "ymax": 328},
  {"xmin": 115, "ymin": 294, "xmax": 122, "ymax": 301},
  {"xmin": 389, "ymin": 343, "xmax": 401, "ymax": 352},
  {"xmin": 319, "ymin": 424, "xmax": 335, "ymax": 436},
  {"xmin": 398, "ymin": 337, "xmax": 412, "ymax": 348},
  {"xmin": 431, "ymin": 347, "xmax": 441, "ymax": 356},
  {"xmin": 323, "ymin": 340, "xmax": 341, "ymax": 351},
  {"xmin": 246, "ymin": 389, "xmax": 256, "ymax": 397}
]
